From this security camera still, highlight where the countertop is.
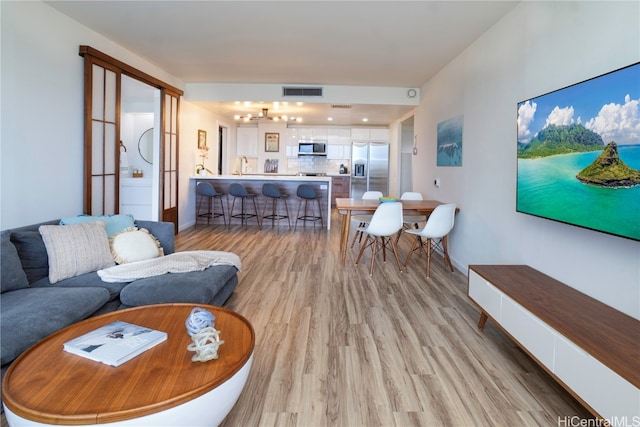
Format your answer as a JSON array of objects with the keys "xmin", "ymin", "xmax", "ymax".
[{"xmin": 191, "ymin": 174, "xmax": 333, "ymax": 181}]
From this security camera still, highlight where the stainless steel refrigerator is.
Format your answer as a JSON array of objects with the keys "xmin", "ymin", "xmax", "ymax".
[{"xmin": 351, "ymin": 142, "xmax": 389, "ymax": 199}]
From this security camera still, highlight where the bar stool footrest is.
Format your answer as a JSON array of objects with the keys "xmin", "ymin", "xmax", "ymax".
[
  {"xmin": 297, "ymin": 215, "xmax": 322, "ymax": 221},
  {"xmin": 264, "ymin": 214, "xmax": 288, "ymax": 220},
  {"xmin": 231, "ymin": 213, "xmax": 257, "ymax": 219}
]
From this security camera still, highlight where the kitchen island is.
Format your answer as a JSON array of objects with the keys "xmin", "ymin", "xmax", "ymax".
[{"xmin": 192, "ymin": 175, "xmax": 332, "ymax": 229}]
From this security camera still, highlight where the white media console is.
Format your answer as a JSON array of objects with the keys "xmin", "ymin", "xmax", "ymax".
[{"xmin": 467, "ymin": 265, "xmax": 639, "ymax": 421}]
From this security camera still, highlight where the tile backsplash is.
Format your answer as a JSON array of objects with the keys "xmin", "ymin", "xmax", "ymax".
[{"xmin": 285, "ymin": 157, "xmax": 349, "ymax": 174}]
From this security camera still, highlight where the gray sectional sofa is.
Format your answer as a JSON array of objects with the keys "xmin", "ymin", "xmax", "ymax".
[{"xmin": 0, "ymin": 219, "xmax": 239, "ymax": 377}]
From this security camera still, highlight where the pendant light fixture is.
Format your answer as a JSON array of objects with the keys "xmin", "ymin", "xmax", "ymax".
[{"xmin": 234, "ymin": 108, "xmax": 302, "ymax": 123}]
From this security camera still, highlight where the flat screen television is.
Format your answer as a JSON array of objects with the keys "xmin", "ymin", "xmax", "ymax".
[{"xmin": 516, "ymin": 62, "xmax": 640, "ymax": 241}]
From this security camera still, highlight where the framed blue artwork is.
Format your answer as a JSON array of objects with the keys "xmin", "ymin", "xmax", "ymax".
[{"xmin": 437, "ymin": 115, "xmax": 463, "ymax": 166}]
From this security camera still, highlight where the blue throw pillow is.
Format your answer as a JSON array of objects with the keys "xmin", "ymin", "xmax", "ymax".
[
  {"xmin": 1, "ymin": 231, "xmax": 30, "ymax": 292},
  {"xmin": 60, "ymin": 214, "xmax": 135, "ymax": 237}
]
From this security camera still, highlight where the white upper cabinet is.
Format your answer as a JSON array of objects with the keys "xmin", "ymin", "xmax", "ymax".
[
  {"xmin": 285, "ymin": 128, "xmax": 298, "ymax": 158},
  {"xmin": 288, "ymin": 127, "xmax": 332, "ymax": 141},
  {"xmin": 236, "ymin": 127, "xmax": 258, "ymax": 157},
  {"xmin": 285, "ymin": 128, "xmax": 298, "ymax": 146},
  {"xmin": 296, "ymin": 127, "xmax": 313, "ymax": 140},
  {"xmin": 350, "ymin": 128, "xmax": 370, "ymax": 141},
  {"xmin": 311, "ymin": 127, "xmax": 328, "ymax": 140},
  {"xmin": 369, "ymin": 128, "xmax": 390, "ymax": 142},
  {"xmin": 328, "ymin": 128, "xmax": 351, "ymax": 145},
  {"xmin": 327, "ymin": 145, "xmax": 351, "ymax": 160},
  {"xmin": 327, "ymin": 128, "xmax": 352, "ymax": 160},
  {"xmin": 351, "ymin": 128, "xmax": 389, "ymax": 142}
]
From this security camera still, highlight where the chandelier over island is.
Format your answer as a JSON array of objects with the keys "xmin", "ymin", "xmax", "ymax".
[{"xmin": 234, "ymin": 102, "xmax": 303, "ymax": 123}]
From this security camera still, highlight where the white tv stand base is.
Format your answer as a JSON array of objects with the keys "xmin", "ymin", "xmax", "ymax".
[{"xmin": 467, "ymin": 265, "xmax": 639, "ymax": 421}]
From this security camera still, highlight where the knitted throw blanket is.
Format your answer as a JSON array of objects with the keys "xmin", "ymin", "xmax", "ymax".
[{"xmin": 97, "ymin": 250, "xmax": 241, "ymax": 283}]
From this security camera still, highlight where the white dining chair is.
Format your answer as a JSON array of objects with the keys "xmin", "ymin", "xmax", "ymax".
[
  {"xmin": 355, "ymin": 201, "xmax": 404, "ymax": 276},
  {"xmin": 403, "ymin": 203, "xmax": 456, "ymax": 278},
  {"xmin": 350, "ymin": 191, "xmax": 383, "ymax": 249},
  {"xmin": 395, "ymin": 191, "xmax": 428, "ymax": 243},
  {"xmin": 401, "ymin": 191, "xmax": 427, "ymax": 227}
]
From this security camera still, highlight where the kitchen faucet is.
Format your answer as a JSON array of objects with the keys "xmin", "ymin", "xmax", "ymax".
[{"xmin": 240, "ymin": 156, "xmax": 247, "ymax": 175}]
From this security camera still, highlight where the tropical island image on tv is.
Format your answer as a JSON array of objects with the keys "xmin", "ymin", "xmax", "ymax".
[
  {"xmin": 518, "ymin": 124, "xmax": 640, "ymax": 188},
  {"xmin": 516, "ymin": 62, "xmax": 640, "ymax": 241}
]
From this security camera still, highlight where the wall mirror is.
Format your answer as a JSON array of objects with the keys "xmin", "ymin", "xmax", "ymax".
[{"xmin": 138, "ymin": 128, "xmax": 154, "ymax": 164}]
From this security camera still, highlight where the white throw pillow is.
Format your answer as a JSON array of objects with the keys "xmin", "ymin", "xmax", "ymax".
[
  {"xmin": 110, "ymin": 227, "xmax": 164, "ymax": 264},
  {"xmin": 39, "ymin": 221, "xmax": 115, "ymax": 284}
]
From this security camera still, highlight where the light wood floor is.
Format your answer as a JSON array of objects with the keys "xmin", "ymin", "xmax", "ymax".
[
  {"xmin": 1, "ymin": 211, "xmax": 592, "ymax": 427},
  {"xmin": 183, "ymin": 211, "xmax": 592, "ymax": 427}
]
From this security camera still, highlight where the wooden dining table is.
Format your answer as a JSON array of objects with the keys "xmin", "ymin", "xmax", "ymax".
[{"xmin": 335, "ymin": 198, "xmax": 456, "ymax": 264}]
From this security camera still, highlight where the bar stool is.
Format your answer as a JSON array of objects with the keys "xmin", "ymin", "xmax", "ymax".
[
  {"xmin": 295, "ymin": 184, "xmax": 323, "ymax": 230},
  {"xmin": 195, "ymin": 182, "xmax": 226, "ymax": 225},
  {"xmin": 262, "ymin": 183, "xmax": 291, "ymax": 227},
  {"xmin": 228, "ymin": 183, "xmax": 261, "ymax": 227}
]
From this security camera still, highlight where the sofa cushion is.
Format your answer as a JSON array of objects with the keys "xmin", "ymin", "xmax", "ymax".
[
  {"xmin": 0, "ymin": 286, "xmax": 110, "ymax": 365},
  {"xmin": 39, "ymin": 221, "xmax": 115, "ymax": 284},
  {"xmin": 119, "ymin": 265, "xmax": 238, "ymax": 306},
  {"xmin": 110, "ymin": 227, "xmax": 164, "ymax": 264},
  {"xmin": 60, "ymin": 214, "xmax": 136, "ymax": 237},
  {"xmin": 10, "ymin": 230, "xmax": 49, "ymax": 284},
  {"xmin": 134, "ymin": 220, "xmax": 175, "ymax": 255},
  {"xmin": 30, "ymin": 271, "xmax": 128, "ymax": 302},
  {"xmin": 1, "ymin": 231, "xmax": 29, "ymax": 292}
]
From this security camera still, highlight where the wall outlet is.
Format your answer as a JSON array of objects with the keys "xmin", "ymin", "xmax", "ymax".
[{"xmin": 434, "ymin": 178, "xmax": 441, "ymax": 188}]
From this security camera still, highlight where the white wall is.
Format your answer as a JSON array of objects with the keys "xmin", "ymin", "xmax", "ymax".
[
  {"xmin": 411, "ymin": 1, "xmax": 640, "ymax": 318},
  {"xmin": 179, "ymin": 100, "xmax": 236, "ymax": 230},
  {"xmin": 0, "ymin": 1, "xmax": 213, "ymax": 230}
]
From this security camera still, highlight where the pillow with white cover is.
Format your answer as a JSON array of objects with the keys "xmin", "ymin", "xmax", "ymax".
[
  {"xmin": 39, "ymin": 221, "xmax": 115, "ymax": 284},
  {"xmin": 110, "ymin": 227, "xmax": 164, "ymax": 265}
]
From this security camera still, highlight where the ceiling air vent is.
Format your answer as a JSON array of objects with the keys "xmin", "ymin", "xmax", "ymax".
[
  {"xmin": 331, "ymin": 104, "xmax": 352, "ymax": 109},
  {"xmin": 282, "ymin": 86, "xmax": 323, "ymax": 97}
]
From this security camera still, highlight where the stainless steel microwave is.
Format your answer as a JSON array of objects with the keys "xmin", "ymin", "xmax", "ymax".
[{"xmin": 298, "ymin": 141, "xmax": 327, "ymax": 156}]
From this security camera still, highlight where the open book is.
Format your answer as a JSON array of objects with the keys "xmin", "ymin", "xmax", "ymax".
[{"xmin": 63, "ymin": 320, "xmax": 167, "ymax": 367}]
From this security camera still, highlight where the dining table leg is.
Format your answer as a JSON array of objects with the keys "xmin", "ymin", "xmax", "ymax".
[{"xmin": 339, "ymin": 210, "xmax": 351, "ymax": 264}]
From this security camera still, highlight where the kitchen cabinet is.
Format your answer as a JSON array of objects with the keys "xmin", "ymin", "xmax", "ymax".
[
  {"xmin": 312, "ymin": 128, "xmax": 328, "ymax": 140},
  {"xmin": 327, "ymin": 128, "xmax": 351, "ymax": 160},
  {"xmin": 351, "ymin": 128, "xmax": 389, "ymax": 142},
  {"xmin": 350, "ymin": 128, "xmax": 370, "ymax": 141},
  {"xmin": 331, "ymin": 175, "xmax": 350, "ymax": 207},
  {"xmin": 236, "ymin": 127, "xmax": 258, "ymax": 157},
  {"xmin": 285, "ymin": 127, "xmax": 298, "ymax": 145},
  {"xmin": 285, "ymin": 128, "xmax": 299, "ymax": 158},
  {"xmin": 369, "ymin": 128, "xmax": 390, "ymax": 141},
  {"xmin": 327, "ymin": 145, "xmax": 350, "ymax": 160},
  {"xmin": 289, "ymin": 127, "xmax": 331, "ymax": 141},
  {"xmin": 328, "ymin": 128, "xmax": 351, "ymax": 145}
]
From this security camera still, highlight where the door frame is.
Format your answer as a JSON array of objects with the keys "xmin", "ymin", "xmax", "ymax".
[{"xmin": 79, "ymin": 46, "xmax": 183, "ymax": 230}]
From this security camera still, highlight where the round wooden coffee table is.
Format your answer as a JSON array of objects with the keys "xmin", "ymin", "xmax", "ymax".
[{"xmin": 2, "ymin": 303, "xmax": 254, "ymax": 426}]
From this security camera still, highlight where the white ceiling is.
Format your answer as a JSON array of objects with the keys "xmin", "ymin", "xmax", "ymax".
[{"xmin": 47, "ymin": 0, "xmax": 520, "ymax": 126}]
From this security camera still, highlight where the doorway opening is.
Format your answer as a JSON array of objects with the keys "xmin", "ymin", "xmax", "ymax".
[
  {"xmin": 120, "ymin": 75, "xmax": 161, "ymax": 220},
  {"xmin": 399, "ymin": 116, "xmax": 415, "ymax": 195}
]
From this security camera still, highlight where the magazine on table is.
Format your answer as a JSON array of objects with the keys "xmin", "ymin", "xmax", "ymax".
[{"xmin": 63, "ymin": 320, "xmax": 167, "ymax": 367}]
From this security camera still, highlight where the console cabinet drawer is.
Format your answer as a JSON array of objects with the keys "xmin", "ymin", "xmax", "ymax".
[
  {"xmin": 468, "ymin": 270, "xmax": 501, "ymax": 321},
  {"xmin": 501, "ymin": 296, "xmax": 555, "ymax": 369},
  {"xmin": 554, "ymin": 334, "xmax": 640, "ymax": 419}
]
